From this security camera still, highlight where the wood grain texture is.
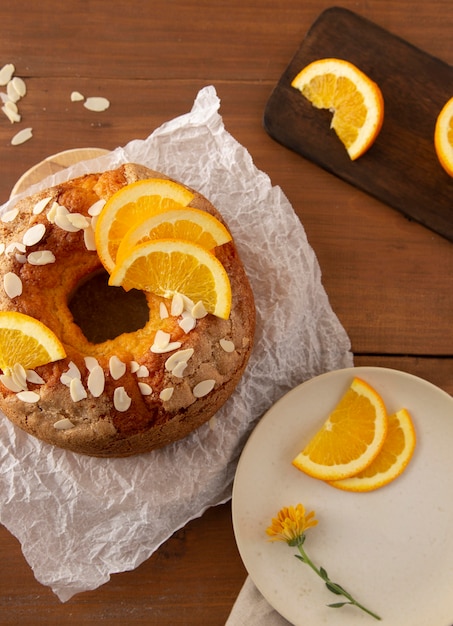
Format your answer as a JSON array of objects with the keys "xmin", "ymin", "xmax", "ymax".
[
  {"xmin": 264, "ymin": 7, "xmax": 453, "ymax": 240},
  {"xmin": 0, "ymin": 1, "xmax": 452, "ymax": 623}
]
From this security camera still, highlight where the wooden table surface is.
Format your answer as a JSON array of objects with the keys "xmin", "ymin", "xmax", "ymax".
[{"xmin": 0, "ymin": 1, "xmax": 452, "ymax": 624}]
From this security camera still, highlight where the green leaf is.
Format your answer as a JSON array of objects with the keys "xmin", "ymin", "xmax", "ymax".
[
  {"xmin": 319, "ymin": 567, "xmax": 329, "ymax": 580},
  {"xmin": 295, "ymin": 554, "xmax": 306, "ymax": 563},
  {"xmin": 328, "ymin": 602, "xmax": 349, "ymax": 609},
  {"xmin": 326, "ymin": 582, "xmax": 343, "ymax": 595}
]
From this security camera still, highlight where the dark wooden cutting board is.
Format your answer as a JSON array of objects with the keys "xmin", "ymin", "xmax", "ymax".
[{"xmin": 264, "ymin": 6, "xmax": 453, "ymax": 241}]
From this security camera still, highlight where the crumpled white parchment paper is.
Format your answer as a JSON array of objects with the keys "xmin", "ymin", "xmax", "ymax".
[{"xmin": 0, "ymin": 86, "xmax": 353, "ymax": 601}]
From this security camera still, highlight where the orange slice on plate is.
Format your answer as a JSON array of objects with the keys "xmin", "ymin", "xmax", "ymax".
[
  {"xmin": 291, "ymin": 58, "xmax": 384, "ymax": 160},
  {"xmin": 109, "ymin": 239, "xmax": 232, "ymax": 319},
  {"xmin": 95, "ymin": 178, "xmax": 195, "ymax": 272},
  {"xmin": 329, "ymin": 408, "xmax": 416, "ymax": 492},
  {"xmin": 292, "ymin": 377, "xmax": 388, "ymax": 481},
  {"xmin": 0, "ymin": 311, "xmax": 66, "ymax": 374},
  {"xmin": 434, "ymin": 96, "xmax": 453, "ymax": 177}
]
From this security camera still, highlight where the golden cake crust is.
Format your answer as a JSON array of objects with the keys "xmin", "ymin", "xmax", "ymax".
[{"xmin": 0, "ymin": 164, "xmax": 255, "ymax": 456}]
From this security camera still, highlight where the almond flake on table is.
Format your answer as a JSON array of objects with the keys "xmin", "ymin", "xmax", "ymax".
[
  {"xmin": 0, "ymin": 63, "xmax": 15, "ymax": 86},
  {"xmin": 2, "ymin": 101, "xmax": 21, "ymax": 123},
  {"xmin": 8, "ymin": 76, "xmax": 26, "ymax": 100},
  {"xmin": 70, "ymin": 91, "xmax": 85, "ymax": 102},
  {"xmin": 11, "ymin": 127, "xmax": 32, "ymax": 146},
  {"xmin": 83, "ymin": 96, "xmax": 110, "ymax": 112}
]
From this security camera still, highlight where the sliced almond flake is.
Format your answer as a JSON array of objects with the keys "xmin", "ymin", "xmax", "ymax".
[
  {"xmin": 171, "ymin": 361, "xmax": 188, "ymax": 378},
  {"xmin": 22, "ymin": 223, "xmax": 46, "ymax": 247},
  {"xmin": 90, "ymin": 214, "xmax": 99, "ymax": 231},
  {"xmin": 15, "ymin": 253, "xmax": 27, "ymax": 264},
  {"xmin": 138, "ymin": 382, "xmax": 152, "ymax": 396},
  {"xmin": 6, "ymin": 80, "xmax": 20, "ymax": 103},
  {"xmin": 220, "ymin": 338, "xmax": 235, "ymax": 353},
  {"xmin": 192, "ymin": 300, "xmax": 208, "ymax": 319},
  {"xmin": 33, "ymin": 196, "xmax": 53, "ymax": 215},
  {"xmin": 70, "ymin": 377, "xmax": 87, "ymax": 402},
  {"xmin": 60, "ymin": 361, "xmax": 81, "ymax": 386},
  {"xmin": 151, "ymin": 341, "xmax": 182, "ymax": 354},
  {"xmin": 26, "ymin": 370, "xmax": 45, "ymax": 385},
  {"xmin": 9, "ymin": 76, "xmax": 26, "ymax": 98},
  {"xmin": 2, "ymin": 104, "xmax": 20, "ymax": 124},
  {"xmin": 0, "ymin": 373, "xmax": 24, "ymax": 392},
  {"xmin": 135, "ymin": 365, "xmax": 149, "ymax": 377},
  {"xmin": 11, "ymin": 363, "xmax": 27, "ymax": 390},
  {"xmin": 179, "ymin": 312, "xmax": 196, "ymax": 334},
  {"xmin": 0, "ymin": 92, "xmax": 9, "ymax": 104},
  {"xmin": 171, "ymin": 293, "xmax": 184, "ymax": 316},
  {"xmin": 55, "ymin": 211, "xmax": 81, "ymax": 232},
  {"xmin": 70, "ymin": 91, "xmax": 85, "ymax": 102},
  {"xmin": 165, "ymin": 348, "xmax": 194, "ymax": 373},
  {"xmin": 46, "ymin": 201, "xmax": 60, "ymax": 223},
  {"xmin": 87, "ymin": 365, "xmax": 105, "ymax": 397},
  {"xmin": 16, "ymin": 390, "xmax": 40, "ymax": 403},
  {"xmin": 153, "ymin": 329, "xmax": 170, "ymax": 349},
  {"xmin": 5, "ymin": 241, "xmax": 25, "ymax": 255},
  {"xmin": 159, "ymin": 302, "xmax": 169, "ymax": 319},
  {"xmin": 54, "ymin": 418, "xmax": 75, "ymax": 430},
  {"xmin": 209, "ymin": 415, "xmax": 217, "ymax": 430},
  {"xmin": 88, "ymin": 198, "xmax": 105, "ymax": 216},
  {"xmin": 130, "ymin": 360, "xmax": 140, "ymax": 373},
  {"xmin": 1, "ymin": 208, "xmax": 19, "ymax": 223},
  {"xmin": 66, "ymin": 213, "xmax": 90, "ymax": 230},
  {"xmin": 114, "ymin": 386, "xmax": 131, "ymax": 412},
  {"xmin": 193, "ymin": 379, "xmax": 215, "ymax": 398},
  {"xmin": 181, "ymin": 294, "xmax": 195, "ymax": 312},
  {"xmin": 84, "ymin": 96, "xmax": 110, "ymax": 112},
  {"xmin": 150, "ymin": 330, "xmax": 182, "ymax": 353},
  {"xmin": 109, "ymin": 355, "xmax": 126, "ymax": 380},
  {"xmin": 4, "ymin": 100, "xmax": 18, "ymax": 114},
  {"xmin": 0, "ymin": 243, "xmax": 5, "ymax": 255},
  {"xmin": 11, "ymin": 127, "xmax": 32, "ymax": 146},
  {"xmin": 0, "ymin": 63, "xmax": 15, "ymax": 86},
  {"xmin": 84, "ymin": 356, "xmax": 99, "ymax": 371},
  {"xmin": 4, "ymin": 272, "xmax": 22, "ymax": 298},
  {"xmin": 83, "ymin": 225, "xmax": 96, "ymax": 251},
  {"xmin": 27, "ymin": 250, "xmax": 56, "ymax": 265},
  {"xmin": 159, "ymin": 387, "xmax": 174, "ymax": 402}
]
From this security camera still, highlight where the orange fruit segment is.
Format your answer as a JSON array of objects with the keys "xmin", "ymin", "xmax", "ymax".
[
  {"xmin": 434, "ymin": 96, "xmax": 453, "ymax": 177},
  {"xmin": 292, "ymin": 377, "xmax": 388, "ymax": 481},
  {"xmin": 329, "ymin": 408, "xmax": 416, "ymax": 492},
  {"xmin": 0, "ymin": 311, "xmax": 66, "ymax": 374},
  {"xmin": 116, "ymin": 207, "xmax": 232, "ymax": 262},
  {"xmin": 95, "ymin": 178, "xmax": 195, "ymax": 272},
  {"xmin": 109, "ymin": 239, "xmax": 232, "ymax": 319},
  {"xmin": 291, "ymin": 58, "xmax": 384, "ymax": 160}
]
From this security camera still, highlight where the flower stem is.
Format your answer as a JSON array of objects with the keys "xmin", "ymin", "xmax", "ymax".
[{"xmin": 296, "ymin": 541, "xmax": 381, "ymax": 621}]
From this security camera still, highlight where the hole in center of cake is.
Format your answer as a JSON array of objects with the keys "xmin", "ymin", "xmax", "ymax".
[{"xmin": 69, "ymin": 269, "xmax": 150, "ymax": 343}]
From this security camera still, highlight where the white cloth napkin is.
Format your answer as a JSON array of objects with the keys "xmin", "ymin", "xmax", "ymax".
[{"xmin": 0, "ymin": 85, "xmax": 352, "ymax": 602}]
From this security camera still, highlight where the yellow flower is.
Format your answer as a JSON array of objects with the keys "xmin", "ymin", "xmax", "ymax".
[
  {"xmin": 266, "ymin": 503, "xmax": 318, "ymax": 545},
  {"xmin": 265, "ymin": 503, "xmax": 381, "ymax": 620}
]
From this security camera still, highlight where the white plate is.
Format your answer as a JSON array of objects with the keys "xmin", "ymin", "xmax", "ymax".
[{"xmin": 232, "ymin": 367, "xmax": 453, "ymax": 626}]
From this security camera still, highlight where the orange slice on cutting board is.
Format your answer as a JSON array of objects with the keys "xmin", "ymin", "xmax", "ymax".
[
  {"xmin": 291, "ymin": 58, "xmax": 384, "ymax": 160},
  {"xmin": 434, "ymin": 96, "xmax": 453, "ymax": 177}
]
